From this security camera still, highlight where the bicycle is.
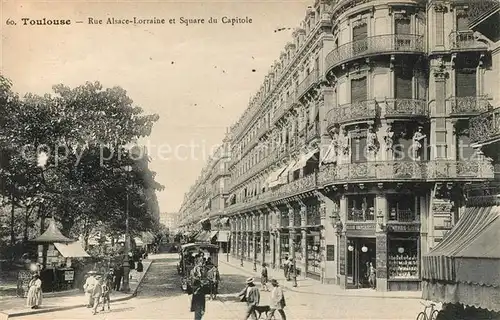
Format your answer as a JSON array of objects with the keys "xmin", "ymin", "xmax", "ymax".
[{"xmin": 416, "ymin": 301, "xmax": 440, "ymax": 320}]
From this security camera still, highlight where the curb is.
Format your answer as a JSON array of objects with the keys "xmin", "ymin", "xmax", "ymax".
[
  {"xmin": 1, "ymin": 260, "xmax": 154, "ymax": 319},
  {"xmin": 220, "ymin": 259, "xmax": 422, "ymax": 300}
]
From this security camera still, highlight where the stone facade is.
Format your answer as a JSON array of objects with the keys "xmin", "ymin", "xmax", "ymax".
[{"xmin": 178, "ymin": 0, "xmax": 499, "ymax": 292}]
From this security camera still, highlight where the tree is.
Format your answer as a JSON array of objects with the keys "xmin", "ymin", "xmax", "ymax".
[{"xmin": 0, "ymin": 78, "xmax": 163, "ymax": 258}]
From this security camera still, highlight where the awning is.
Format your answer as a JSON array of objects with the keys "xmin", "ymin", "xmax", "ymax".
[
  {"xmin": 220, "ymin": 217, "xmax": 229, "ymax": 225},
  {"xmin": 279, "ymin": 160, "xmax": 298, "ymax": 182},
  {"xmin": 292, "ymin": 148, "xmax": 319, "ymax": 171},
  {"xmin": 54, "ymin": 242, "xmax": 90, "ymax": 258},
  {"xmin": 422, "ymin": 205, "xmax": 500, "ymax": 312},
  {"xmin": 217, "ymin": 230, "xmax": 231, "ymax": 242},
  {"xmin": 194, "ymin": 230, "xmax": 211, "ymax": 242},
  {"xmin": 210, "ymin": 230, "xmax": 218, "ymax": 240},
  {"xmin": 265, "ymin": 165, "xmax": 288, "ymax": 188}
]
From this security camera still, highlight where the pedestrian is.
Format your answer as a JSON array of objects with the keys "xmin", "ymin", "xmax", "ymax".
[
  {"xmin": 114, "ymin": 265, "xmax": 123, "ymax": 291},
  {"xmin": 283, "ymin": 256, "xmax": 289, "ymax": 280},
  {"xmin": 261, "ymin": 263, "xmax": 269, "ymax": 291},
  {"xmin": 26, "ymin": 274, "xmax": 42, "ymax": 309},
  {"xmin": 93, "ymin": 275, "xmax": 111, "ymax": 314},
  {"xmin": 267, "ymin": 279, "xmax": 286, "ymax": 320},
  {"xmin": 91, "ymin": 275, "xmax": 104, "ymax": 315},
  {"xmin": 84, "ymin": 271, "xmax": 98, "ymax": 307},
  {"xmin": 238, "ymin": 277, "xmax": 260, "ymax": 320},
  {"xmin": 207, "ymin": 265, "xmax": 220, "ymax": 300},
  {"xmin": 368, "ymin": 262, "xmax": 376, "ymax": 289},
  {"xmin": 189, "ymin": 279, "xmax": 206, "ymax": 320},
  {"xmin": 136, "ymin": 258, "xmax": 144, "ymax": 272}
]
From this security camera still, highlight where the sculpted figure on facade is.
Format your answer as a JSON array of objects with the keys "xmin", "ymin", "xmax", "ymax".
[
  {"xmin": 366, "ymin": 125, "xmax": 379, "ymax": 160},
  {"xmin": 339, "ymin": 127, "xmax": 350, "ymax": 156},
  {"xmin": 384, "ymin": 124, "xmax": 395, "ymax": 151},
  {"xmin": 412, "ymin": 126, "xmax": 426, "ymax": 161}
]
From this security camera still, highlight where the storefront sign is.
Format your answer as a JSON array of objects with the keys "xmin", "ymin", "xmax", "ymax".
[
  {"xmin": 326, "ymin": 245, "xmax": 335, "ymax": 261},
  {"xmin": 64, "ymin": 270, "xmax": 74, "ymax": 281},
  {"xmin": 388, "ymin": 224, "xmax": 420, "ymax": 232},
  {"xmin": 339, "ymin": 237, "xmax": 346, "ymax": 275},
  {"xmin": 346, "ymin": 223, "xmax": 375, "ymax": 231},
  {"xmin": 17, "ymin": 270, "xmax": 32, "ymax": 298}
]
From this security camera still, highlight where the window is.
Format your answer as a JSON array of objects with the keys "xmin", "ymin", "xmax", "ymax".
[
  {"xmin": 456, "ymin": 10, "xmax": 469, "ymax": 32},
  {"xmin": 347, "ymin": 195, "xmax": 375, "ymax": 221},
  {"xmin": 455, "ymin": 68, "xmax": 477, "ymax": 97},
  {"xmin": 395, "ymin": 17, "xmax": 411, "ymax": 48},
  {"xmin": 388, "ymin": 194, "xmax": 415, "ymax": 221},
  {"xmin": 352, "ymin": 22, "xmax": 368, "ymax": 54},
  {"xmin": 350, "ymin": 77, "xmax": 367, "ymax": 102},
  {"xmin": 395, "ymin": 67, "xmax": 413, "ymax": 99}
]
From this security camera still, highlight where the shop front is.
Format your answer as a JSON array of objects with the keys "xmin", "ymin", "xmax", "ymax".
[
  {"xmin": 279, "ymin": 231, "xmax": 290, "ymax": 268},
  {"xmin": 263, "ymin": 232, "xmax": 271, "ymax": 265},
  {"xmin": 345, "ymin": 237, "xmax": 376, "ymax": 288},
  {"xmin": 305, "ymin": 230, "xmax": 322, "ymax": 280},
  {"xmin": 386, "ymin": 229, "xmax": 420, "ymax": 291}
]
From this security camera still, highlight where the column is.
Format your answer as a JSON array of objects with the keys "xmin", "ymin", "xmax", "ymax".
[
  {"xmin": 338, "ymin": 195, "xmax": 348, "ymax": 288},
  {"xmin": 275, "ymin": 209, "xmax": 281, "ymax": 269},
  {"xmin": 300, "ymin": 203, "xmax": 307, "ymax": 279},
  {"xmin": 375, "ymin": 194, "xmax": 388, "ymax": 292},
  {"xmin": 260, "ymin": 212, "xmax": 265, "ymax": 265}
]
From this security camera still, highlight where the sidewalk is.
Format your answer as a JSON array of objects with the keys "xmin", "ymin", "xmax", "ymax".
[
  {"xmin": 0, "ymin": 260, "xmax": 153, "ymax": 319},
  {"xmin": 219, "ymin": 254, "xmax": 422, "ymax": 300}
]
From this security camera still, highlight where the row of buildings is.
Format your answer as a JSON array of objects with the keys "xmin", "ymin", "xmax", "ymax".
[{"xmin": 177, "ymin": 0, "xmax": 500, "ymax": 292}]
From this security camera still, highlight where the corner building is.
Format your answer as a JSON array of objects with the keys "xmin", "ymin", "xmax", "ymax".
[{"xmin": 180, "ymin": 0, "xmax": 498, "ymax": 292}]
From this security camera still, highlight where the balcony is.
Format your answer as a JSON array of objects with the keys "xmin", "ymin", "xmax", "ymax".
[
  {"xmin": 470, "ymin": 107, "xmax": 500, "ymax": 145},
  {"xmin": 449, "ymin": 96, "xmax": 491, "ymax": 116},
  {"xmin": 325, "ymin": 34, "xmax": 425, "ymax": 74},
  {"xmin": 388, "ymin": 209, "xmax": 416, "ymax": 223},
  {"xmin": 326, "ymin": 100, "xmax": 378, "ymax": 128},
  {"xmin": 427, "ymin": 160, "xmax": 494, "ymax": 180},
  {"xmin": 297, "ymin": 70, "xmax": 319, "ymax": 99},
  {"xmin": 318, "ymin": 161, "xmax": 427, "ymax": 185},
  {"xmin": 383, "ymin": 98, "xmax": 428, "ymax": 119},
  {"xmin": 348, "ymin": 208, "xmax": 375, "ymax": 222},
  {"xmin": 330, "ymin": 0, "xmax": 378, "ymax": 25},
  {"xmin": 449, "ymin": 31, "xmax": 489, "ymax": 51},
  {"xmin": 275, "ymin": 173, "xmax": 317, "ymax": 199}
]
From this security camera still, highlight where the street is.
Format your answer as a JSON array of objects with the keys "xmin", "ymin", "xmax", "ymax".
[{"xmin": 14, "ymin": 254, "xmax": 423, "ymax": 320}]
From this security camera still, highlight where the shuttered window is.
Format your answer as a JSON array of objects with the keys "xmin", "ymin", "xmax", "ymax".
[
  {"xmin": 455, "ymin": 69, "xmax": 477, "ymax": 97},
  {"xmin": 352, "ymin": 23, "xmax": 368, "ymax": 54},
  {"xmin": 456, "ymin": 11, "xmax": 469, "ymax": 31},
  {"xmin": 395, "ymin": 18, "xmax": 411, "ymax": 34},
  {"xmin": 395, "ymin": 68, "xmax": 413, "ymax": 99},
  {"xmin": 351, "ymin": 136, "xmax": 367, "ymax": 163},
  {"xmin": 350, "ymin": 77, "xmax": 367, "ymax": 102},
  {"xmin": 435, "ymin": 11, "xmax": 444, "ymax": 45}
]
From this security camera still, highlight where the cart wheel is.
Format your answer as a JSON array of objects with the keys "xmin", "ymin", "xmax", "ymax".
[{"xmin": 430, "ymin": 310, "xmax": 440, "ymax": 320}]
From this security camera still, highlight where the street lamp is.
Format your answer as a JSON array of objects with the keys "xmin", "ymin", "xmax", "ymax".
[{"xmin": 121, "ymin": 165, "xmax": 133, "ymax": 293}]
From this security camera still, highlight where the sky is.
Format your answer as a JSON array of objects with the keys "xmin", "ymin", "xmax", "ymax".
[{"xmin": 1, "ymin": 0, "xmax": 311, "ymax": 213}]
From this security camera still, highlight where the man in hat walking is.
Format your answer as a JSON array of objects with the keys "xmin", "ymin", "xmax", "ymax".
[
  {"xmin": 268, "ymin": 279, "xmax": 286, "ymax": 320},
  {"xmin": 238, "ymin": 277, "xmax": 260, "ymax": 320}
]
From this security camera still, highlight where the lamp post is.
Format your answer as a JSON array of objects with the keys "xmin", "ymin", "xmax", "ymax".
[{"xmin": 121, "ymin": 165, "xmax": 132, "ymax": 293}]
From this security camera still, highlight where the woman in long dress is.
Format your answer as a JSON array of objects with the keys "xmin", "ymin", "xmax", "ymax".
[{"xmin": 26, "ymin": 274, "xmax": 42, "ymax": 309}]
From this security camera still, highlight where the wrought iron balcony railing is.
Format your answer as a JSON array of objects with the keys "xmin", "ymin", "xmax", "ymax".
[
  {"xmin": 383, "ymin": 98, "xmax": 428, "ymax": 118},
  {"xmin": 449, "ymin": 96, "xmax": 491, "ymax": 115},
  {"xmin": 327, "ymin": 100, "xmax": 378, "ymax": 126},
  {"xmin": 449, "ymin": 31, "xmax": 488, "ymax": 51},
  {"xmin": 297, "ymin": 70, "xmax": 319, "ymax": 99},
  {"xmin": 388, "ymin": 209, "xmax": 416, "ymax": 222},
  {"xmin": 348, "ymin": 208, "xmax": 375, "ymax": 222},
  {"xmin": 427, "ymin": 160, "xmax": 494, "ymax": 180},
  {"xmin": 325, "ymin": 34, "xmax": 425, "ymax": 73},
  {"xmin": 470, "ymin": 107, "xmax": 500, "ymax": 144}
]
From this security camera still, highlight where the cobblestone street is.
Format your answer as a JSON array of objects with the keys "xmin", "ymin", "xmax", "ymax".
[{"xmin": 14, "ymin": 254, "xmax": 424, "ymax": 320}]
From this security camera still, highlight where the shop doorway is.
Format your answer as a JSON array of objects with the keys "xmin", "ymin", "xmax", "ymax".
[{"xmin": 346, "ymin": 238, "xmax": 376, "ymax": 289}]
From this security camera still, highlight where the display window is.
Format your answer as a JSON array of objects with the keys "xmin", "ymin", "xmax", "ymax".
[
  {"xmin": 388, "ymin": 235, "xmax": 419, "ymax": 279},
  {"xmin": 306, "ymin": 234, "xmax": 321, "ymax": 275}
]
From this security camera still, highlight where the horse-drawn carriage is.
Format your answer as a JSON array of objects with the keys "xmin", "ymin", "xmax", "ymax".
[{"xmin": 177, "ymin": 243, "xmax": 219, "ymax": 297}]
